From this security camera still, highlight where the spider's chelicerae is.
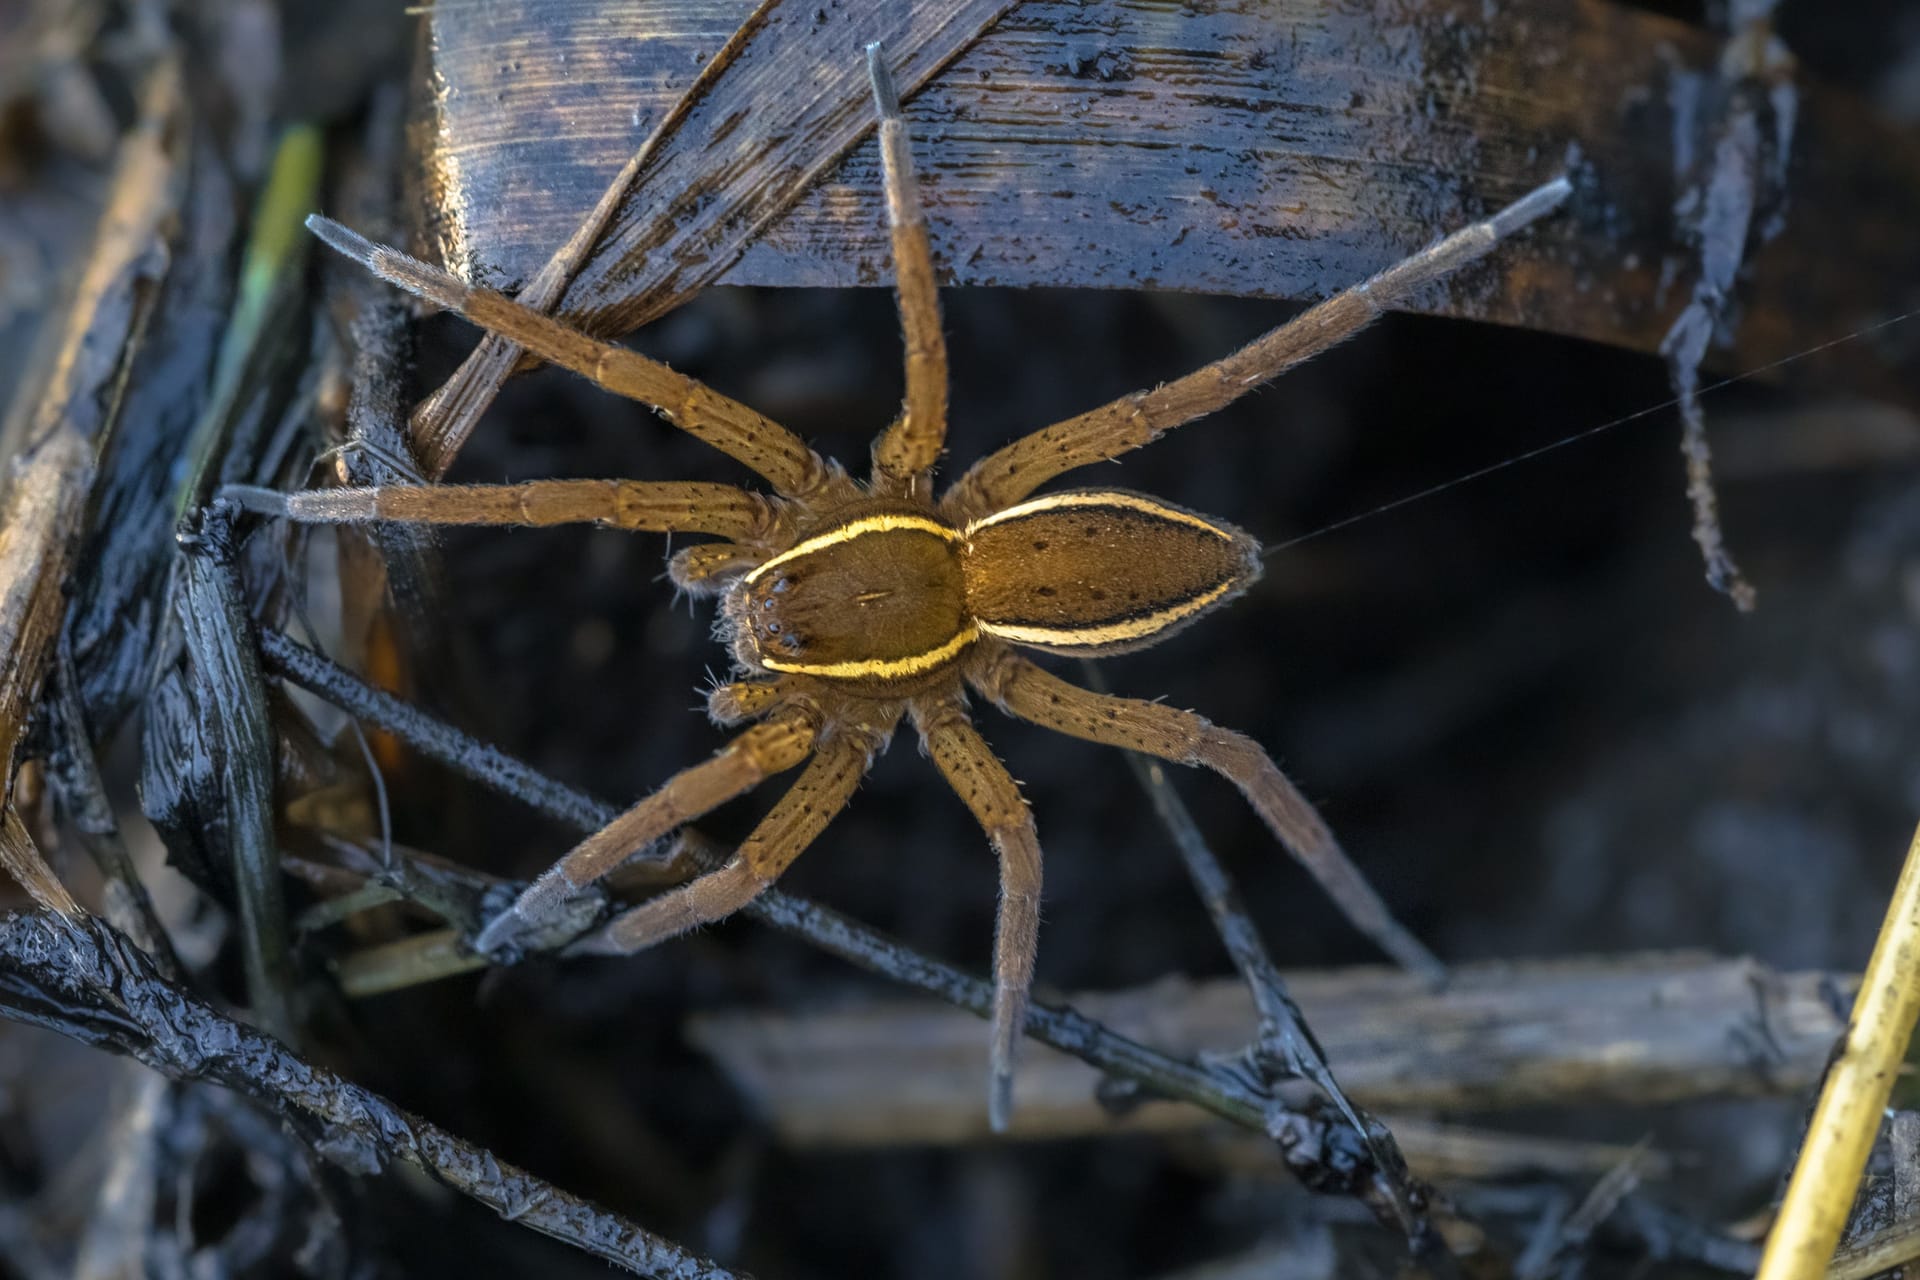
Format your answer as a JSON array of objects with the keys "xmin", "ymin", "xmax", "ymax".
[{"xmin": 260, "ymin": 47, "xmax": 1568, "ymax": 1128}]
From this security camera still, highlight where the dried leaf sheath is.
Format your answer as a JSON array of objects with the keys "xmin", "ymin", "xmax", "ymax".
[{"xmin": 419, "ymin": 0, "xmax": 1920, "ymax": 403}]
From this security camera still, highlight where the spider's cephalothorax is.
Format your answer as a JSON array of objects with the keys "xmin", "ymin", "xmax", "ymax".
[{"xmin": 271, "ymin": 45, "xmax": 1569, "ymax": 1130}]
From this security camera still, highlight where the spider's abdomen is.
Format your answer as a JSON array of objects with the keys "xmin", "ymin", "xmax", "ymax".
[
  {"xmin": 727, "ymin": 510, "xmax": 973, "ymax": 687},
  {"xmin": 961, "ymin": 490, "xmax": 1261, "ymax": 656}
]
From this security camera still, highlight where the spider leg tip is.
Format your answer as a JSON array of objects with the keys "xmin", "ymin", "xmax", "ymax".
[
  {"xmin": 306, "ymin": 213, "xmax": 379, "ymax": 267},
  {"xmin": 987, "ymin": 1072, "xmax": 1014, "ymax": 1134},
  {"xmin": 218, "ymin": 484, "xmax": 289, "ymax": 517},
  {"xmin": 865, "ymin": 43, "xmax": 901, "ymax": 119},
  {"xmin": 1490, "ymin": 175, "xmax": 1574, "ymax": 239}
]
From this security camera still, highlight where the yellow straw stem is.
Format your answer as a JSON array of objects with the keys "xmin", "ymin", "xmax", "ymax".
[{"xmin": 1757, "ymin": 820, "xmax": 1920, "ymax": 1280}]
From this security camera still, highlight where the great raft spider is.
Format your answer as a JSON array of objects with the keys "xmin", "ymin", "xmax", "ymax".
[{"xmin": 245, "ymin": 47, "xmax": 1570, "ymax": 1128}]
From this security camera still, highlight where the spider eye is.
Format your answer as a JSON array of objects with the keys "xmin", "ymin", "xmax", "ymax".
[{"xmin": 765, "ymin": 620, "xmax": 781, "ymax": 634}]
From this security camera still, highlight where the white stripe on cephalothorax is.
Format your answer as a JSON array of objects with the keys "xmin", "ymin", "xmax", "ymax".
[{"xmin": 744, "ymin": 513, "xmax": 960, "ymax": 586}]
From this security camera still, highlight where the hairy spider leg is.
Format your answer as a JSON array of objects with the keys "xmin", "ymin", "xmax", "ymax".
[
  {"xmin": 943, "ymin": 176, "xmax": 1574, "ymax": 521},
  {"xmin": 474, "ymin": 709, "xmax": 821, "ymax": 956},
  {"xmin": 974, "ymin": 652, "xmax": 1445, "ymax": 983},
  {"xmin": 306, "ymin": 215, "xmax": 842, "ymax": 502},
  {"xmin": 865, "ymin": 43, "xmax": 950, "ymax": 493},
  {"xmin": 222, "ymin": 479, "xmax": 778, "ymax": 541},
  {"xmin": 911, "ymin": 697, "xmax": 1042, "ymax": 1132},
  {"xmin": 575, "ymin": 724, "xmax": 891, "ymax": 955}
]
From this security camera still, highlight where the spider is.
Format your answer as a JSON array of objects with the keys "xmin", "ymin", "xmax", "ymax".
[{"xmin": 244, "ymin": 46, "xmax": 1569, "ymax": 1129}]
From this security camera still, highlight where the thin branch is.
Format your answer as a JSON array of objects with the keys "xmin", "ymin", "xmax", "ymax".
[
  {"xmin": 259, "ymin": 628, "xmax": 609, "ymax": 830},
  {"xmin": 0, "ymin": 910, "xmax": 737, "ymax": 1280},
  {"xmin": 1515, "ymin": 1143, "xmax": 1651, "ymax": 1280},
  {"xmin": 1084, "ymin": 661, "xmax": 1443, "ymax": 1255}
]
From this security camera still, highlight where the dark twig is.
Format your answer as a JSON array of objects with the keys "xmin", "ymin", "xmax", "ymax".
[
  {"xmin": 1611, "ymin": 1196, "xmax": 1762, "ymax": 1275},
  {"xmin": 1515, "ymin": 1143, "xmax": 1649, "ymax": 1280},
  {"xmin": 0, "ymin": 910, "xmax": 736, "ymax": 1280},
  {"xmin": 259, "ymin": 628, "xmax": 609, "ymax": 831},
  {"xmin": 1655, "ymin": 6, "xmax": 1794, "ymax": 613},
  {"xmin": 1083, "ymin": 662, "xmax": 1449, "ymax": 1258}
]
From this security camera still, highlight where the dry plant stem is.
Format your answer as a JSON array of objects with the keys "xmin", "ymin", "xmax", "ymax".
[
  {"xmin": 1515, "ymin": 1146, "xmax": 1650, "ymax": 1280},
  {"xmin": 408, "ymin": 0, "xmax": 784, "ymax": 476},
  {"xmin": 687, "ymin": 954, "xmax": 1851, "ymax": 1141},
  {"xmin": 0, "ymin": 63, "xmax": 186, "ymax": 920},
  {"xmin": 339, "ymin": 929, "xmax": 488, "ymax": 995},
  {"xmin": 947, "ymin": 176, "xmax": 1572, "ymax": 516},
  {"xmin": 1757, "ymin": 819, "xmax": 1920, "ymax": 1280},
  {"xmin": 911, "ymin": 698, "xmax": 1042, "ymax": 1131},
  {"xmin": 253, "ymin": 631, "xmax": 1276, "ymax": 1131},
  {"xmin": 1204, "ymin": 1121, "xmax": 1673, "ymax": 1185},
  {"xmin": 1655, "ymin": 14, "xmax": 1789, "ymax": 612},
  {"xmin": 307, "ymin": 217, "xmax": 837, "ymax": 501},
  {"xmin": 0, "ymin": 912, "xmax": 736, "ymax": 1280},
  {"xmin": 0, "ymin": 433, "xmax": 87, "ymax": 910},
  {"xmin": 1082, "ymin": 661, "xmax": 1415, "ymax": 1201},
  {"xmin": 0, "ymin": 811, "xmax": 79, "ymax": 918},
  {"xmin": 480, "ymin": 710, "xmax": 820, "ymax": 955},
  {"xmin": 979, "ymin": 653, "xmax": 1443, "ymax": 979},
  {"xmin": 866, "ymin": 43, "xmax": 949, "ymax": 488},
  {"xmin": 0, "ymin": 63, "xmax": 182, "ymax": 798},
  {"xmin": 258, "ymin": 630, "xmax": 610, "ymax": 831},
  {"xmin": 0, "ymin": 427, "xmax": 94, "ymax": 809},
  {"xmin": 1826, "ymin": 1215, "xmax": 1920, "ymax": 1280}
]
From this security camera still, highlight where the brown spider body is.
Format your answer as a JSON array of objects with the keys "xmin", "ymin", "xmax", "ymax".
[
  {"xmin": 719, "ymin": 490, "xmax": 1259, "ymax": 695},
  {"xmin": 275, "ymin": 44, "xmax": 1568, "ymax": 1131}
]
